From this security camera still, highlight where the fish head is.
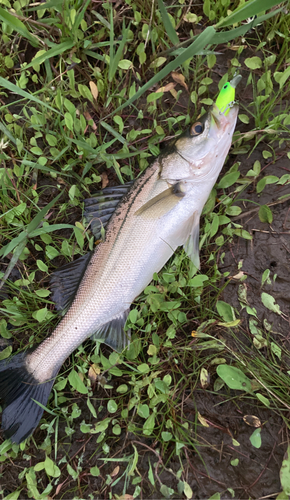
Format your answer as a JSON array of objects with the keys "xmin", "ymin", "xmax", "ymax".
[
  {"xmin": 172, "ymin": 103, "xmax": 239, "ymax": 180},
  {"xmin": 161, "ymin": 75, "xmax": 240, "ymax": 183}
]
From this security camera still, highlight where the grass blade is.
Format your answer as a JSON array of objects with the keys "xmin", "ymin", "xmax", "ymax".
[
  {"xmin": 74, "ymin": 0, "xmax": 90, "ymax": 31},
  {"xmin": 0, "ymin": 77, "xmax": 60, "ymax": 114},
  {"xmin": 0, "ymin": 240, "xmax": 27, "ymax": 289},
  {"xmin": 24, "ymin": 40, "xmax": 75, "ymax": 70},
  {"xmin": 157, "ymin": 0, "xmax": 179, "ymax": 45},
  {"xmin": 100, "ymin": 121, "xmax": 128, "ymax": 145},
  {"xmin": 0, "ymin": 7, "xmax": 39, "ymax": 46},
  {"xmin": 213, "ymin": 8, "xmax": 284, "ymax": 43},
  {"xmin": 216, "ymin": 0, "xmax": 285, "ymax": 28},
  {"xmin": 106, "ymin": 26, "xmax": 216, "ymax": 117},
  {"xmin": 29, "ymin": 224, "xmax": 74, "ymax": 237},
  {"xmin": 0, "ymin": 120, "xmax": 17, "ymax": 145},
  {"xmin": 109, "ymin": 3, "xmax": 114, "ymax": 77},
  {"xmin": 109, "ymin": 24, "xmax": 130, "ymax": 82},
  {"xmin": 83, "ymin": 50, "xmax": 104, "ymax": 62}
]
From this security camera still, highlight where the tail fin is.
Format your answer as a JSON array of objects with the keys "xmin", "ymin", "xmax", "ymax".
[{"xmin": 0, "ymin": 352, "xmax": 55, "ymax": 443}]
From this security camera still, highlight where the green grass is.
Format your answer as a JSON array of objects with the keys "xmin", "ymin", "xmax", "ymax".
[{"xmin": 0, "ymin": 0, "xmax": 290, "ymax": 498}]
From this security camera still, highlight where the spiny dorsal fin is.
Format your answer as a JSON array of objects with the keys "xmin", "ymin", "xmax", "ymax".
[
  {"xmin": 84, "ymin": 182, "xmax": 133, "ymax": 239},
  {"xmin": 50, "ymin": 252, "xmax": 92, "ymax": 312}
]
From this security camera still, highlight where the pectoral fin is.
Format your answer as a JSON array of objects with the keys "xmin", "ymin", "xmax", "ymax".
[{"xmin": 135, "ymin": 183, "xmax": 185, "ymax": 219}]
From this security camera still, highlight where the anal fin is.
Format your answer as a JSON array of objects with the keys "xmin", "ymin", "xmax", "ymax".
[{"xmin": 90, "ymin": 310, "xmax": 130, "ymax": 352}]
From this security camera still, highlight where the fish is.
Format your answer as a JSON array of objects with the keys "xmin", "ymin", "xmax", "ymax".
[{"xmin": 0, "ymin": 75, "xmax": 241, "ymax": 443}]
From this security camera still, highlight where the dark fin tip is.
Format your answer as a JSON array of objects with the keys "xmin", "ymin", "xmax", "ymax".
[{"xmin": 0, "ymin": 352, "xmax": 56, "ymax": 443}]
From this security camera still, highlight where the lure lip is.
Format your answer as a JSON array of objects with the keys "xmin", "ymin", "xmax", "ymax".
[{"xmin": 229, "ymin": 74, "xmax": 242, "ymax": 89}]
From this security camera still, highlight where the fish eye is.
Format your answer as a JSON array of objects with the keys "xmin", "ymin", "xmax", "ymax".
[{"xmin": 190, "ymin": 121, "xmax": 204, "ymax": 136}]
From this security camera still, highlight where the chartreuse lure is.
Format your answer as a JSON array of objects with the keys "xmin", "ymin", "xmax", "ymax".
[{"xmin": 215, "ymin": 75, "xmax": 242, "ymax": 116}]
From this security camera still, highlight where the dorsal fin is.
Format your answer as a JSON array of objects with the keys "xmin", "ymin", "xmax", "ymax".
[
  {"xmin": 50, "ymin": 252, "xmax": 92, "ymax": 312},
  {"xmin": 84, "ymin": 182, "xmax": 133, "ymax": 239}
]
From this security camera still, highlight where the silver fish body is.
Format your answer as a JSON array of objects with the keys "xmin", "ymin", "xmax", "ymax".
[{"xmin": 0, "ymin": 102, "xmax": 239, "ymax": 442}]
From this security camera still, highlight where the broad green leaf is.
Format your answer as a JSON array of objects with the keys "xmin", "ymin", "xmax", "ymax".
[
  {"xmin": 271, "ymin": 342, "xmax": 282, "ymax": 360},
  {"xmin": 0, "ymin": 345, "xmax": 12, "ymax": 361},
  {"xmin": 44, "ymin": 455, "xmax": 61, "ymax": 477},
  {"xmin": 183, "ymin": 481, "xmax": 193, "ymax": 500},
  {"xmin": 137, "ymin": 363, "xmax": 150, "ymax": 374},
  {"xmin": 218, "ymin": 171, "xmax": 240, "ymax": 188},
  {"xmin": 137, "ymin": 404, "xmax": 149, "ymax": 419},
  {"xmin": 233, "ymin": 229, "xmax": 252, "ymax": 240},
  {"xmin": 107, "ymin": 399, "xmax": 118, "ymax": 413},
  {"xmin": 244, "ymin": 56, "xmax": 262, "ymax": 69},
  {"xmin": 259, "ymin": 205, "xmax": 273, "ymax": 223},
  {"xmin": 143, "ymin": 412, "xmax": 155, "ymax": 435},
  {"xmin": 93, "ymin": 417, "xmax": 111, "ymax": 434},
  {"xmin": 274, "ymin": 66, "xmax": 290, "ymax": 89},
  {"xmin": 216, "ymin": 300, "xmax": 235, "ymax": 322},
  {"xmin": 249, "ymin": 428, "xmax": 262, "ymax": 449},
  {"xmin": 188, "ymin": 275, "xmax": 208, "ymax": 287},
  {"xmin": 256, "ymin": 393, "xmax": 270, "ymax": 407},
  {"xmin": 257, "ymin": 175, "xmax": 279, "ymax": 193},
  {"xmin": 226, "ymin": 206, "xmax": 242, "ymax": 216},
  {"xmin": 118, "ymin": 59, "xmax": 132, "ymax": 70},
  {"xmin": 261, "ymin": 269, "xmax": 271, "ymax": 287},
  {"xmin": 216, "ymin": 365, "xmax": 253, "ymax": 392},
  {"xmin": 90, "ymin": 466, "xmax": 100, "ymax": 476},
  {"xmin": 150, "ymin": 57, "xmax": 167, "ymax": 69},
  {"xmin": 261, "ymin": 292, "xmax": 281, "ymax": 315},
  {"xmin": 208, "ymin": 493, "xmax": 220, "ymax": 500},
  {"xmin": 32, "ymin": 307, "xmax": 49, "ymax": 323},
  {"xmin": 68, "ymin": 369, "xmax": 88, "ymax": 394}
]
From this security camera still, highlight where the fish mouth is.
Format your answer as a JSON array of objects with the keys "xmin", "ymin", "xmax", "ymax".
[{"xmin": 209, "ymin": 102, "xmax": 239, "ymax": 135}]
